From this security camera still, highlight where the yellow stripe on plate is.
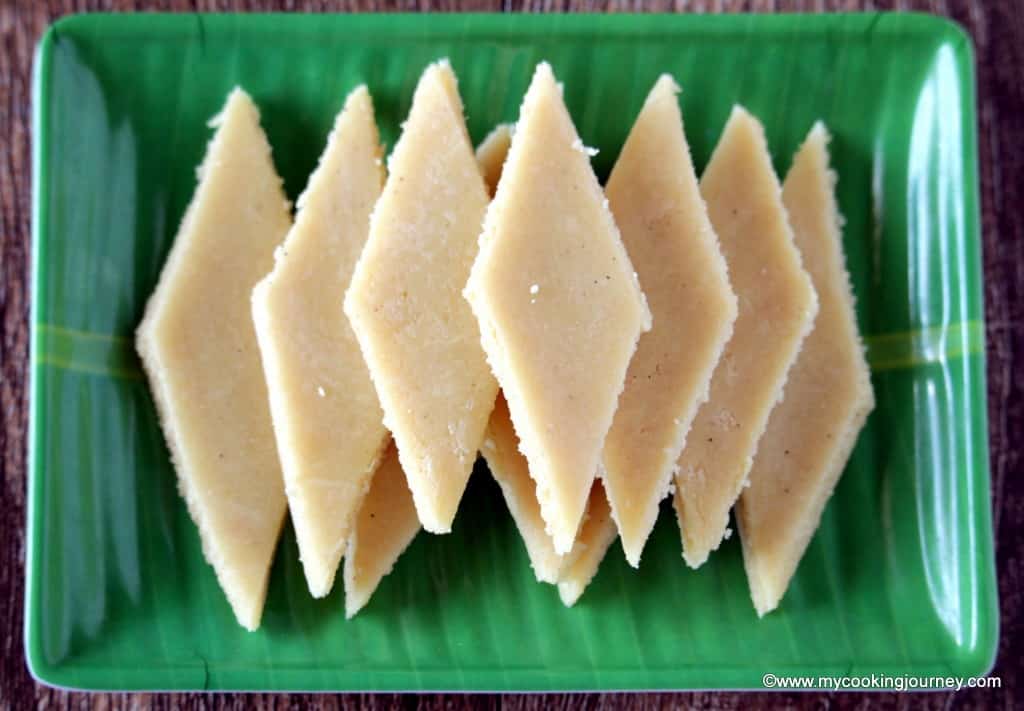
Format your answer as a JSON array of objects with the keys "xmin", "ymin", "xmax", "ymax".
[
  {"xmin": 36, "ymin": 324, "xmax": 142, "ymax": 380},
  {"xmin": 34, "ymin": 320, "xmax": 984, "ymax": 380},
  {"xmin": 863, "ymin": 320, "xmax": 985, "ymax": 372}
]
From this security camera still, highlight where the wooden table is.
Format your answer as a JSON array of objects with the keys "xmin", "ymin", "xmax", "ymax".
[{"xmin": 2, "ymin": 0, "xmax": 1020, "ymax": 708}]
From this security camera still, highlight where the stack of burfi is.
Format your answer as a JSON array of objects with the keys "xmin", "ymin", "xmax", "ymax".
[{"xmin": 137, "ymin": 58, "xmax": 873, "ymax": 629}]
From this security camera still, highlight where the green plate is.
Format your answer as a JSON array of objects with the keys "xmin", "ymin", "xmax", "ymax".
[{"xmin": 27, "ymin": 12, "xmax": 996, "ymax": 691}]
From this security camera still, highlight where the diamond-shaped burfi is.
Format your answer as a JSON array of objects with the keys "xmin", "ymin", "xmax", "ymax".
[
  {"xmin": 479, "ymin": 121, "xmax": 616, "ymax": 596},
  {"xmin": 475, "ymin": 127, "xmax": 567, "ymax": 584},
  {"xmin": 736, "ymin": 123, "xmax": 874, "ymax": 616},
  {"xmin": 465, "ymin": 62, "xmax": 652, "ymax": 555},
  {"xmin": 344, "ymin": 60, "xmax": 497, "ymax": 534},
  {"xmin": 136, "ymin": 89, "xmax": 292, "ymax": 631},
  {"xmin": 251, "ymin": 86, "xmax": 387, "ymax": 598},
  {"xmin": 673, "ymin": 106, "xmax": 819, "ymax": 568},
  {"xmin": 601, "ymin": 75, "xmax": 738, "ymax": 568}
]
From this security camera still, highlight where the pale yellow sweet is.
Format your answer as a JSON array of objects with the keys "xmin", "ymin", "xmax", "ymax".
[
  {"xmin": 475, "ymin": 123, "xmax": 512, "ymax": 198},
  {"xmin": 465, "ymin": 62, "xmax": 652, "ymax": 555},
  {"xmin": 602, "ymin": 75, "xmax": 737, "ymax": 568},
  {"xmin": 476, "ymin": 123, "xmax": 612, "ymax": 595},
  {"xmin": 673, "ymin": 106, "xmax": 819, "ymax": 569},
  {"xmin": 481, "ymin": 394, "xmax": 566, "ymax": 583},
  {"xmin": 476, "ymin": 126, "xmax": 567, "ymax": 584},
  {"xmin": 736, "ymin": 123, "xmax": 874, "ymax": 616},
  {"xmin": 251, "ymin": 86, "xmax": 387, "ymax": 599},
  {"xmin": 558, "ymin": 481, "xmax": 618, "ymax": 607},
  {"xmin": 136, "ymin": 88, "xmax": 292, "ymax": 631},
  {"xmin": 343, "ymin": 441, "xmax": 421, "ymax": 618},
  {"xmin": 344, "ymin": 60, "xmax": 498, "ymax": 534}
]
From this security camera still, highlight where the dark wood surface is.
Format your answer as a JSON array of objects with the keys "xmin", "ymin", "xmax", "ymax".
[{"xmin": 2, "ymin": 0, "xmax": 1021, "ymax": 708}]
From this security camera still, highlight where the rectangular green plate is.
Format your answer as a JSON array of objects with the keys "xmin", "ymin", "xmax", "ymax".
[{"xmin": 27, "ymin": 12, "xmax": 996, "ymax": 692}]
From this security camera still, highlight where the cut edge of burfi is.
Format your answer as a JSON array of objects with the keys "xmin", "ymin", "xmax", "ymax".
[
  {"xmin": 250, "ymin": 85, "xmax": 386, "ymax": 599},
  {"xmin": 602, "ymin": 74, "xmax": 739, "ymax": 569},
  {"xmin": 485, "ymin": 458, "xmax": 567, "ymax": 585},
  {"xmin": 675, "ymin": 105, "xmax": 820, "ymax": 570},
  {"xmin": 475, "ymin": 123, "xmax": 513, "ymax": 197},
  {"xmin": 138, "ymin": 88, "xmax": 282, "ymax": 343},
  {"xmin": 791, "ymin": 123, "xmax": 872, "ymax": 405},
  {"xmin": 481, "ymin": 398, "xmax": 567, "ymax": 584},
  {"xmin": 140, "ymin": 338, "xmax": 285, "ymax": 630},
  {"xmin": 737, "ymin": 122, "xmax": 875, "ymax": 616},
  {"xmin": 292, "ymin": 85, "xmax": 384, "ymax": 214},
  {"xmin": 343, "ymin": 527, "xmax": 419, "ymax": 620},
  {"xmin": 806, "ymin": 121, "xmax": 872, "ymax": 405},
  {"xmin": 557, "ymin": 481, "xmax": 618, "ymax": 606},
  {"xmin": 136, "ymin": 87, "xmax": 289, "ymax": 631},
  {"xmin": 739, "ymin": 403, "xmax": 872, "ymax": 616},
  {"xmin": 343, "ymin": 442, "xmax": 422, "ymax": 619},
  {"xmin": 465, "ymin": 61, "xmax": 651, "ymax": 555},
  {"xmin": 799, "ymin": 123, "xmax": 874, "ymax": 402},
  {"xmin": 433, "ymin": 58, "xmax": 475, "ymax": 150}
]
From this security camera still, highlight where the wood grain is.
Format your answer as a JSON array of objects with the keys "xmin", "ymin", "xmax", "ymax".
[{"xmin": 2, "ymin": 0, "xmax": 1020, "ymax": 708}]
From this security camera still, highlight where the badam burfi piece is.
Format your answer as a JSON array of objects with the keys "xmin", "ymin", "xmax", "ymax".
[
  {"xmin": 557, "ymin": 481, "xmax": 618, "ymax": 607},
  {"xmin": 601, "ymin": 75, "xmax": 738, "ymax": 568},
  {"xmin": 673, "ymin": 106, "xmax": 819, "ymax": 569},
  {"xmin": 343, "ymin": 441, "xmax": 421, "ymax": 618},
  {"xmin": 136, "ymin": 88, "xmax": 292, "ymax": 631},
  {"xmin": 476, "ymin": 123, "xmax": 512, "ymax": 197},
  {"xmin": 465, "ymin": 62, "xmax": 652, "ymax": 555},
  {"xmin": 251, "ymin": 86, "xmax": 387, "ymax": 598},
  {"xmin": 344, "ymin": 61, "xmax": 498, "ymax": 534},
  {"xmin": 481, "ymin": 394, "xmax": 566, "ymax": 583},
  {"xmin": 476, "ymin": 125, "xmax": 568, "ymax": 582},
  {"xmin": 736, "ymin": 124, "xmax": 874, "ymax": 616}
]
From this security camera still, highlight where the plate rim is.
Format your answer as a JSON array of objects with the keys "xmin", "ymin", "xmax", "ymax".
[{"xmin": 24, "ymin": 10, "xmax": 996, "ymax": 692}]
